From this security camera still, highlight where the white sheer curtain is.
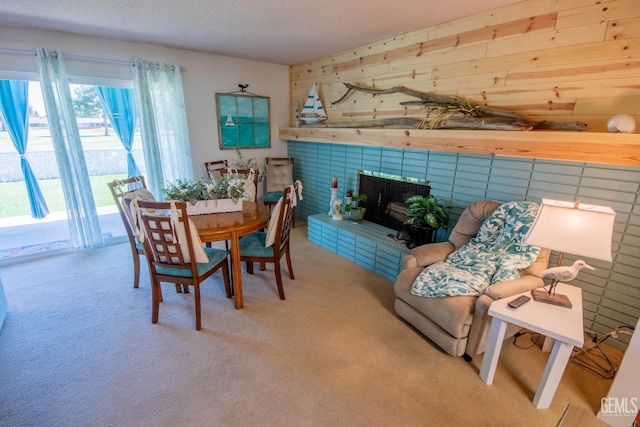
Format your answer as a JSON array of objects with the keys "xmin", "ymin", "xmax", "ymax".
[
  {"xmin": 34, "ymin": 47, "xmax": 104, "ymax": 249},
  {"xmin": 131, "ymin": 59, "xmax": 193, "ymax": 198}
]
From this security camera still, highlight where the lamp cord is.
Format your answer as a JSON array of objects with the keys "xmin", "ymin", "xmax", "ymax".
[
  {"xmin": 512, "ymin": 325, "xmax": 635, "ymax": 380},
  {"xmin": 512, "ymin": 330, "xmax": 542, "ymax": 349}
]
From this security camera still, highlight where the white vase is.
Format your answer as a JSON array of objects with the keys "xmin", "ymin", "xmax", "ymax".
[{"xmin": 185, "ymin": 199, "xmax": 243, "ymax": 215}]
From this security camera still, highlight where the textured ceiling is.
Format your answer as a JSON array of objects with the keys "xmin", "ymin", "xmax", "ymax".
[{"xmin": 0, "ymin": 0, "xmax": 523, "ymax": 65}]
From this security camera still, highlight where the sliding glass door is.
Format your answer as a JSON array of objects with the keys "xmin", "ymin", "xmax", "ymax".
[{"xmin": 0, "ymin": 80, "xmax": 143, "ymax": 259}]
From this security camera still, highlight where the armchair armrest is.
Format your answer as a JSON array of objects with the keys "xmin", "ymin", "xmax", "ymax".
[
  {"xmin": 466, "ymin": 275, "xmax": 544, "ymax": 357},
  {"xmin": 401, "ymin": 241, "xmax": 455, "ymax": 270},
  {"xmin": 483, "ymin": 275, "xmax": 544, "ymax": 301}
]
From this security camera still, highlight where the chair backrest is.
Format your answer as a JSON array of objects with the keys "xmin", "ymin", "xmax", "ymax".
[
  {"xmin": 204, "ymin": 160, "xmax": 228, "ymax": 182},
  {"xmin": 448, "ymin": 200, "xmax": 501, "ymax": 250},
  {"xmin": 265, "ymin": 186, "xmax": 294, "ymax": 250},
  {"xmin": 136, "ymin": 200, "xmax": 208, "ymax": 277},
  {"xmin": 223, "ymin": 168, "xmax": 259, "ymax": 202},
  {"xmin": 265, "ymin": 157, "xmax": 294, "ymax": 193},
  {"xmin": 108, "ymin": 176, "xmax": 151, "ymax": 245}
]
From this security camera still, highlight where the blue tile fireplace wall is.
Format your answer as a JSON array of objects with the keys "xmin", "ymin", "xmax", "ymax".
[{"xmin": 286, "ymin": 140, "xmax": 640, "ymax": 351}]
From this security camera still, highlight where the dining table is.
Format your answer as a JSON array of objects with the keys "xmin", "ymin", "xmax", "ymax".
[{"xmin": 190, "ymin": 201, "xmax": 270, "ymax": 309}]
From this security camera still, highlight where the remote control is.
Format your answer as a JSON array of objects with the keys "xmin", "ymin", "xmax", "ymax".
[{"xmin": 507, "ymin": 295, "xmax": 531, "ymax": 309}]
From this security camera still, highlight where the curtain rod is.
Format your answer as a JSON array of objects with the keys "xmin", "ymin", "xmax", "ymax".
[
  {"xmin": 0, "ymin": 47, "xmax": 130, "ymax": 66},
  {"xmin": 0, "ymin": 48, "xmax": 182, "ymax": 70}
]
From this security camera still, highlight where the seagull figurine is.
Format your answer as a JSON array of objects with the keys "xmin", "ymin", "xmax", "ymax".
[{"xmin": 538, "ymin": 260, "xmax": 595, "ymax": 296}]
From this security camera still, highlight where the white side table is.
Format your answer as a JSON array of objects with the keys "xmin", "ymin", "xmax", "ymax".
[{"xmin": 479, "ymin": 283, "xmax": 584, "ymax": 409}]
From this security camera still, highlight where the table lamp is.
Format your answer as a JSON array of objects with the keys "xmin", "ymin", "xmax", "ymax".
[{"xmin": 523, "ymin": 198, "xmax": 615, "ymax": 308}]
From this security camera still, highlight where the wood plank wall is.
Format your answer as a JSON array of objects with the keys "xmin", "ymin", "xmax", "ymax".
[{"xmin": 289, "ymin": 0, "xmax": 640, "ymax": 132}]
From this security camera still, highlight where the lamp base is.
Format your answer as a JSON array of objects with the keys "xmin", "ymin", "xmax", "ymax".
[{"xmin": 531, "ymin": 289, "xmax": 573, "ymax": 308}]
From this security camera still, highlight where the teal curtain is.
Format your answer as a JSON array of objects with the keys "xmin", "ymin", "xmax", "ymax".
[
  {"xmin": 0, "ymin": 79, "xmax": 49, "ymax": 218},
  {"xmin": 130, "ymin": 59, "xmax": 193, "ymax": 199},
  {"xmin": 96, "ymin": 86, "xmax": 141, "ymax": 178},
  {"xmin": 34, "ymin": 47, "xmax": 104, "ymax": 249}
]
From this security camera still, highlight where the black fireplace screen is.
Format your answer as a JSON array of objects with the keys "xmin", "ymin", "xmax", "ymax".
[{"xmin": 357, "ymin": 170, "xmax": 431, "ymax": 231}]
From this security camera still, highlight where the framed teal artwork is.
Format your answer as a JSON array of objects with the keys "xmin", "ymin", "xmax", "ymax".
[{"xmin": 216, "ymin": 93, "xmax": 270, "ymax": 149}]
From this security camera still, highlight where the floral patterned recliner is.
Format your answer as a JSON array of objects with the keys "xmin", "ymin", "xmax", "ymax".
[{"xmin": 393, "ymin": 200, "xmax": 550, "ymax": 360}]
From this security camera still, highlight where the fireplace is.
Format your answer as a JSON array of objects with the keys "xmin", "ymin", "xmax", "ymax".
[{"xmin": 357, "ymin": 170, "xmax": 431, "ymax": 232}]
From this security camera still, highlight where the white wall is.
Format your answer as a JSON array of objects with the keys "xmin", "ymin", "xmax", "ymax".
[{"xmin": 0, "ymin": 27, "xmax": 290, "ymax": 185}]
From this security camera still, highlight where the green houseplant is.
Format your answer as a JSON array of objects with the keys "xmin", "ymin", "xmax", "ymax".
[
  {"xmin": 163, "ymin": 177, "xmax": 245, "ymax": 204},
  {"xmin": 344, "ymin": 191, "xmax": 368, "ymax": 222},
  {"xmin": 403, "ymin": 195, "xmax": 449, "ymax": 247}
]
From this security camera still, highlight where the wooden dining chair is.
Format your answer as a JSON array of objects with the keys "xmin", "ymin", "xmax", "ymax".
[
  {"xmin": 223, "ymin": 168, "xmax": 259, "ymax": 202},
  {"xmin": 108, "ymin": 176, "xmax": 154, "ymax": 289},
  {"xmin": 204, "ymin": 160, "xmax": 228, "ymax": 182},
  {"xmin": 137, "ymin": 200, "xmax": 231, "ymax": 330},
  {"xmin": 239, "ymin": 186, "xmax": 295, "ymax": 300},
  {"xmin": 263, "ymin": 157, "xmax": 295, "ymax": 226}
]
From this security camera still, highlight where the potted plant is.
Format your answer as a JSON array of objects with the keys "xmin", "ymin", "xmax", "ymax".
[
  {"xmin": 163, "ymin": 177, "xmax": 246, "ymax": 215},
  {"xmin": 344, "ymin": 190, "xmax": 368, "ymax": 222},
  {"xmin": 403, "ymin": 195, "xmax": 449, "ymax": 248}
]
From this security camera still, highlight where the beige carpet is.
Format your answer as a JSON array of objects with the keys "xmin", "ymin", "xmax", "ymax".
[{"xmin": 0, "ymin": 219, "xmax": 612, "ymax": 426}]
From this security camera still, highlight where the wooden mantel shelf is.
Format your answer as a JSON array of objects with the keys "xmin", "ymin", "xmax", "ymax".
[{"xmin": 279, "ymin": 127, "xmax": 640, "ymax": 168}]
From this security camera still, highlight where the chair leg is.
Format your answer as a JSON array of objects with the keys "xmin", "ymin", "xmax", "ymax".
[
  {"xmin": 246, "ymin": 262, "xmax": 254, "ymax": 274},
  {"xmin": 133, "ymin": 252, "xmax": 141, "ymax": 288},
  {"xmin": 152, "ymin": 281, "xmax": 161, "ymax": 324},
  {"xmin": 285, "ymin": 247, "xmax": 295, "ymax": 279},
  {"xmin": 222, "ymin": 261, "xmax": 232, "ymax": 298},
  {"xmin": 194, "ymin": 283, "xmax": 201, "ymax": 331},
  {"xmin": 143, "ymin": 256, "xmax": 159, "ymax": 300},
  {"xmin": 260, "ymin": 262, "xmax": 266, "ymax": 271},
  {"xmin": 273, "ymin": 260, "xmax": 286, "ymax": 300}
]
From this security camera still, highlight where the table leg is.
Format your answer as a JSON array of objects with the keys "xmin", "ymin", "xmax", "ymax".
[
  {"xmin": 533, "ymin": 340, "xmax": 573, "ymax": 408},
  {"xmin": 480, "ymin": 317, "xmax": 507, "ymax": 385},
  {"xmin": 230, "ymin": 232, "xmax": 243, "ymax": 309}
]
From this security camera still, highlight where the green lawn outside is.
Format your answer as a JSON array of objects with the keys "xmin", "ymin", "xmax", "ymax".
[
  {"xmin": 1, "ymin": 126, "xmax": 142, "ymax": 219},
  {"xmin": 0, "ymin": 174, "xmax": 127, "ymax": 218}
]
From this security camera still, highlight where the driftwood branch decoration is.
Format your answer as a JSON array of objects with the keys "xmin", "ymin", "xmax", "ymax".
[{"xmin": 321, "ymin": 83, "xmax": 589, "ymax": 131}]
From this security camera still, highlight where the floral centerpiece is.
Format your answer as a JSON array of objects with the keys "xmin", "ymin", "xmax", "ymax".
[{"xmin": 163, "ymin": 177, "xmax": 246, "ymax": 215}]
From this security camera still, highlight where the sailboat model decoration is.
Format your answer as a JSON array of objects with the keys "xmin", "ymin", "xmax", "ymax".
[{"xmin": 300, "ymin": 82, "xmax": 328, "ymax": 124}]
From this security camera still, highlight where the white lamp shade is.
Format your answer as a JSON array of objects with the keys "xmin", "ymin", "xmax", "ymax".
[{"xmin": 524, "ymin": 199, "xmax": 615, "ymax": 262}]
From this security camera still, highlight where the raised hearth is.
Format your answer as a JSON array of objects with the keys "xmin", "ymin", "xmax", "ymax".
[{"xmin": 307, "ymin": 214, "xmax": 410, "ymax": 281}]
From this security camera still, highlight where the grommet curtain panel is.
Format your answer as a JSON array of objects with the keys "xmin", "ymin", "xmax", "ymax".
[
  {"xmin": 34, "ymin": 47, "xmax": 104, "ymax": 249},
  {"xmin": 0, "ymin": 79, "xmax": 50, "ymax": 219},
  {"xmin": 130, "ymin": 59, "xmax": 193, "ymax": 199},
  {"xmin": 96, "ymin": 86, "xmax": 141, "ymax": 178}
]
